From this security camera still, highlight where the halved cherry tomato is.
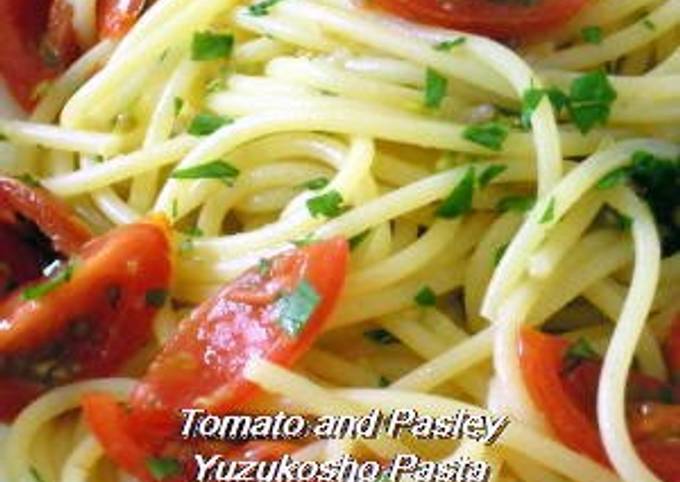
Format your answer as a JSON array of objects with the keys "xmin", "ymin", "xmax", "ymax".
[
  {"xmin": 0, "ymin": 0, "xmax": 146, "ymax": 110},
  {"xmin": 373, "ymin": 0, "xmax": 590, "ymax": 40},
  {"xmin": 84, "ymin": 238, "xmax": 348, "ymax": 480},
  {"xmin": 0, "ymin": 217, "xmax": 172, "ymax": 420},
  {"xmin": 520, "ymin": 328, "xmax": 680, "ymax": 481}
]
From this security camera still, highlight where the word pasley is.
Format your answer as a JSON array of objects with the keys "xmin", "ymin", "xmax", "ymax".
[{"xmin": 180, "ymin": 408, "xmax": 509, "ymax": 445}]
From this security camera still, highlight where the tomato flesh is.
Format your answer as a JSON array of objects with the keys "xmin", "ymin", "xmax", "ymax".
[
  {"xmin": 520, "ymin": 328, "xmax": 680, "ymax": 481},
  {"xmin": 0, "ymin": 216, "xmax": 172, "ymax": 420},
  {"xmin": 84, "ymin": 238, "xmax": 348, "ymax": 480},
  {"xmin": 373, "ymin": 0, "xmax": 590, "ymax": 40}
]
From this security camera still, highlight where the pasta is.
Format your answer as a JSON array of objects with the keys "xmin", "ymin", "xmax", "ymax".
[{"xmin": 0, "ymin": 0, "xmax": 678, "ymax": 481}]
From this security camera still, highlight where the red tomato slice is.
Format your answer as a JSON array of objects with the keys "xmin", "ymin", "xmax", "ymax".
[
  {"xmin": 373, "ymin": 0, "xmax": 590, "ymax": 40},
  {"xmin": 0, "ymin": 217, "xmax": 172, "ymax": 420},
  {"xmin": 98, "ymin": 0, "xmax": 147, "ymax": 39},
  {"xmin": 0, "ymin": 177, "xmax": 92, "ymax": 256},
  {"xmin": 0, "ymin": 0, "xmax": 145, "ymax": 110},
  {"xmin": 82, "ymin": 393, "xmax": 156, "ymax": 482},
  {"xmin": 130, "ymin": 237, "xmax": 348, "ymax": 442},
  {"xmin": 519, "ymin": 329, "xmax": 610, "ymax": 465},
  {"xmin": 520, "ymin": 328, "xmax": 680, "ymax": 481},
  {"xmin": 84, "ymin": 239, "xmax": 348, "ymax": 479}
]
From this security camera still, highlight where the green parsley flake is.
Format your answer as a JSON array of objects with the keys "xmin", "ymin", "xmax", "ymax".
[
  {"xmin": 187, "ymin": 113, "xmax": 231, "ymax": 136},
  {"xmin": 581, "ymin": 26, "xmax": 604, "ymax": 44},
  {"xmin": 433, "ymin": 38, "xmax": 466, "ymax": 51},
  {"xmin": 257, "ymin": 258, "xmax": 272, "ymax": 276},
  {"xmin": 378, "ymin": 376, "xmax": 391, "ymax": 387},
  {"xmin": 462, "ymin": 122, "xmax": 509, "ymax": 151},
  {"xmin": 248, "ymin": 0, "xmax": 283, "ymax": 16},
  {"xmin": 145, "ymin": 289, "xmax": 168, "ymax": 308},
  {"xmin": 496, "ymin": 195, "xmax": 536, "ymax": 214},
  {"xmin": 520, "ymin": 88, "xmax": 546, "ymax": 129},
  {"xmin": 22, "ymin": 261, "xmax": 75, "ymax": 301},
  {"xmin": 191, "ymin": 32, "xmax": 234, "ymax": 61},
  {"xmin": 306, "ymin": 190, "xmax": 346, "ymax": 218},
  {"xmin": 567, "ymin": 70, "xmax": 617, "ymax": 134},
  {"xmin": 29, "ymin": 467, "xmax": 47, "ymax": 482},
  {"xmin": 493, "ymin": 243, "xmax": 509, "ymax": 267},
  {"xmin": 616, "ymin": 212, "xmax": 633, "ymax": 231},
  {"xmin": 170, "ymin": 160, "xmax": 240, "ymax": 185},
  {"xmin": 277, "ymin": 280, "xmax": 320, "ymax": 336},
  {"xmin": 179, "ymin": 227, "xmax": 204, "ymax": 253},
  {"xmin": 566, "ymin": 338, "xmax": 599, "ymax": 362},
  {"xmin": 414, "ymin": 286, "xmax": 437, "ymax": 307},
  {"xmin": 436, "ymin": 167, "xmax": 475, "ymax": 219},
  {"xmin": 300, "ymin": 177, "xmax": 330, "ymax": 191},
  {"xmin": 596, "ymin": 166, "xmax": 629, "ymax": 190},
  {"xmin": 425, "ymin": 68, "xmax": 448, "ymax": 108},
  {"xmin": 478, "ymin": 165, "xmax": 507, "ymax": 188},
  {"xmin": 364, "ymin": 329, "xmax": 399, "ymax": 345},
  {"xmin": 146, "ymin": 457, "xmax": 182, "ymax": 481},
  {"xmin": 349, "ymin": 230, "xmax": 371, "ymax": 251},
  {"xmin": 174, "ymin": 97, "xmax": 184, "ymax": 116},
  {"xmin": 642, "ymin": 18, "xmax": 656, "ymax": 30},
  {"xmin": 14, "ymin": 173, "xmax": 41, "ymax": 187},
  {"xmin": 539, "ymin": 198, "xmax": 556, "ymax": 224}
]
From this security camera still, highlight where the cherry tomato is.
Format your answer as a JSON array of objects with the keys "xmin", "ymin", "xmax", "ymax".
[
  {"xmin": 0, "ymin": 217, "xmax": 172, "ymax": 420},
  {"xmin": 520, "ymin": 328, "xmax": 680, "ymax": 481},
  {"xmin": 373, "ymin": 0, "xmax": 590, "ymax": 40},
  {"xmin": 665, "ymin": 314, "xmax": 680, "ymax": 384},
  {"xmin": 84, "ymin": 238, "xmax": 348, "ymax": 480},
  {"xmin": 0, "ymin": 0, "xmax": 145, "ymax": 110}
]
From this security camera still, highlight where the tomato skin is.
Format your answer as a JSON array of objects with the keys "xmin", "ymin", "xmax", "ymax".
[
  {"xmin": 129, "ymin": 237, "xmax": 348, "ymax": 444},
  {"xmin": 98, "ymin": 0, "xmax": 146, "ymax": 38},
  {"xmin": 0, "ymin": 177, "xmax": 92, "ymax": 255},
  {"xmin": 519, "ymin": 329, "xmax": 610, "ymax": 465},
  {"xmin": 0, "ymin": 378, "xmax": 44, "ymax": 420},
  {"xmin": 520, "ymin": 328, "xmax": 680, "ymax": 482},
  {"xmin": 0, "ymin": 217, "xmax": 172, "ymax": 421},
  {"xmin": 82, "ymin": 393, "xmax": 156, "ymax": 482},
  {"xmin": 372, "ymin": 0, "xmax": 589, "ymax": 40}
]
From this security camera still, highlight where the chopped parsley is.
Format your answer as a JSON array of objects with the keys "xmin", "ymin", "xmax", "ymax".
[
  {"xmin": 433, "ymin": 38, "xmax": 466, "ymax": 51},
  {"xmin": 179, "ymin": 226, "xmax": 204, "ymax": 253},
  {"xmin": 257, "ymin": 258, "xmax": 272, "ymax": 275},
  {"xmin": 478, "ymin": 164, "xmax": 507, "ymax": 188},
  {"xmin": 29, "ymin": 467, "xmax": 47, "ymax": 482},
  {"xmin": 581, "ymin": 26, "xmax": 604, "ymax": 44},
  {"xmin": 187, "ymin": 113, "xmax": 231, "ymax": 136},
  {"xmin": 191, "ymin": 32, "xmax": 234, "ymax": 61},
  {"xmin": 173, "ymin": 97, "xmax": 184, "ymax": 116},
  {"xmin": 276, "ymin": 280, "xmax": 320, "ymax": 336},
  {"xmin": 22, "ymin": 261, "xmax": 76, "ymax": 301},
  {"xmin": 146, "ymin": 457, "xmax": 182, "ymax": 480},
  {"xmin": 145, "ymin": 289, "xmax": 168, "ymax": 308},
  {"xmin": 364, "ymin": 328, "xmax": 399, "ymax": 345},
  {"xmin": 349, "ymin": 230, "xmax": 371, "ymax": 251},
  {"xmin": 566, "ymin": 337, "xmax": 599, "ymax": 362},
  {"xmin": 291, "ymin": 233, "xmax": 315, "ymax": 247},
  {"xmin": 0, "ymin": 132, "xmax": 8, "ymax": 141},
  {"xmin": 520, "ymin": 86, "xmax": 570, "ymax": 129},
  {"xmin": 615, "ymin": 212, "xmax": 634, "ymax": 231},
  {"xmin": 306, "ymin": 190, "xmax": 347, "ymax": 218},
  {"xmin": 642, "ymin": 18, "xmax": 656, "ymax": 30},
  {"xmin": 567, "ymin": 70, "xmax": 617, "ymax": 134},
  {"xmin": 462, "ymin": 122, "xmax": 508, "ymax": 151},
  {"xmin": 170, "ymin": 160, "xmax": 240, "ymax": 185},
  {"xmin": 496, "ymin": 195, "xmax": 536, "ymax": 213},
  {"xmin": 378, "ymin": 376, "xmax": 391, "ymax": 387},
  {"xmin": 300, "ymin": 177, "xmax": 330, "ymax": 191},
  {"xmin": 14, "ymin": 173, "xmax": 41, "ymax": 187},
  {"xmin": 248, "ymin": 0, "xmax": 283, "ymax": 16},
  {"xmin": 596, "ymin": 166, "xmax": 629, "ymax": 190},
  {"xmin": 425, "ymin": 68, "xmax": 448, "ymax": 108},
  {"xmin": 436, "ymin": 167, "xmax": 475, "ymax": 219},
  {"xmin": 493, "ymin": 243, "xmax": 509, "ymax": 266},
  {"xmin": 539, "ymin": 198, "xmax": 556, "ymax": 224},
  {"xmin": 414, "ymin": 285, "xmax": 437, "ymax": 307}
]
